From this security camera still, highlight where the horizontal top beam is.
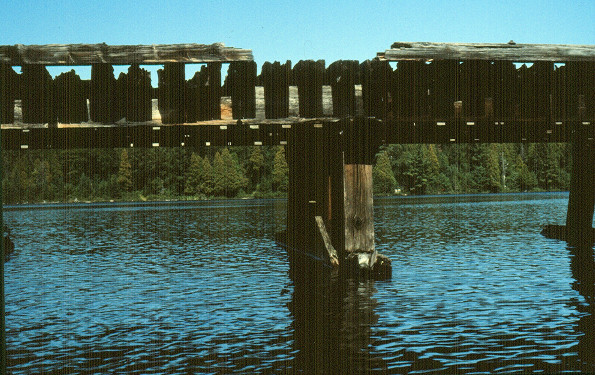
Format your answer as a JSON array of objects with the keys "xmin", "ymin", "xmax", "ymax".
[
  {"xmin": 0, "ymin": 43, "xmax": 253, "ymax": 66},
  {"xmin": 379, "ymin": 42, "xmax": 595, "ymax": 62}
]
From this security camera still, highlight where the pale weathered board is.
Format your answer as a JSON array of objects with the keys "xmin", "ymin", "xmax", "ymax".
[
  {"xmin": 0, "ymin": 43, "xmax": 253, "ymax": 65},
  {"xmin": 380, "ymin": 42, "xmax": 595, "ymax": 62}
]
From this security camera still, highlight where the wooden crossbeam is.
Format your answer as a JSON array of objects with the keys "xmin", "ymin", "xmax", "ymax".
[
  {"xmin": 380, "ymin": 42, "xmax": 595, "ymax": 62},
  {"xmin": 0, "ymin": 43, "xmax": 253, "ymax": 66}
]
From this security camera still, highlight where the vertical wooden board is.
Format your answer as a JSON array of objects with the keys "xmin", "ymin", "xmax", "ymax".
[
  {"xmin": 206, "ymin": 63, "xmax": 222, "ymax": 120},
  {"xmin": 124, "ymin": 64, "xmax": 152, "ymax": 122},
  {"xmin": 158, "ymin": 62, "xmax": 185, "ymax": 124},
  {"xmin": 430, "ymin": 60, "xmax": 459, "ymax": 120},
  {"xmin": 390, "ymin": 61, "xmax": 410, "ymax": 119},
  {"xmin": 185, "ymin": 68, "xmax": 201, "ymax": 122},
  {"xmin": 90, "ymin": 63, "xmax": 118, "ymax": 123},
  {"xmin": 0, "ymin": 63, "xmax": 17, "ymax": 124},
  {"xmin": 328, "ymin": 60, "xmax": 357, "ymax": 117},
  {"xmin": 263, "ymin": 60, "xmax": 291, "ymax": 119},
  {"xmin": 343, "ymin": 164, "xmax": 374, "ymax": 254},
  {"xmin": 228, "ymin": 61, "xmax": 257, "ymax": 119},
  {"xmin": 294, "ymin": 60, "xmax": 324, "ymax": 118},
  {"xmin": 21, "ymin": 64, "xmax": 56, "ymax": 126},
  {"xmin": 54, "ymin": 70, "xmax": 87, "ymax": 124},
  {"xmin": 552, "ymin": 64, "xmax": 567, "ymax": 121},
  {"xmin": 490, "ymin": 61, "xmax": 518, "ymax": 121},
  {"xmin": 459, "ymin": 60, "xmax": 490, "ymax": 119}
]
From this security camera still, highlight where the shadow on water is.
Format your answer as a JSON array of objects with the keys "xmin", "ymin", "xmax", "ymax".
[
  {"xmin": 286, "ymin": 259, "xmax": 389, "ymax": 374},
  {"xmin": 567, "ymin": 245, "xmax": 595, "ymax": 371}
]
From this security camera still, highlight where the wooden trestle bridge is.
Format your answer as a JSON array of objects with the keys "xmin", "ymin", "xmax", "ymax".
[{"xmin": 1, "ymin": 41, "xmax": 594, "ymax": 275}]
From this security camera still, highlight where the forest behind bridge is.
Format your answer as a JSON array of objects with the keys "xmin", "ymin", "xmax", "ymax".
[{"xmin": 1, "ymin": 142, "xmax": 571, "ymax": 204}]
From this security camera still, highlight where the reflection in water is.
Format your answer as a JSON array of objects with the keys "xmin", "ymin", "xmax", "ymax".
[
  {"xmin": 568, "ymin": 245, "xmax": 595, "ymax": 372},
  {"xmin": 4, "ymin": 195, "xmax": 595, "ymax": 373},
  {"xmin": 287, "ymin": 259, "xmax": 388, "ymax": 374}
]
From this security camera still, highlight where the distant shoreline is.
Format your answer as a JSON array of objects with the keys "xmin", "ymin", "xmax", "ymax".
[{"xmin": 3, "ymin": 191, "xmax": 569, "ymax": 211}]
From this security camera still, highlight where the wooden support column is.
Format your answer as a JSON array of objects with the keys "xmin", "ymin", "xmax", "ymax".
[
  {"xmin": 566, "ymin": 121, "xmax": 595, "ymax": 246},
  {"xmin": 22, "ymin": 64, "xmax": 56, "ymax": 126},
  {"xmin": 90, "ymin": 63, "xmax": 118, "ymax": 123},
  {"xmin": 341, "ymin": 117, "xmax": 381, "ymax": 272},
  {"xmin": 0, "ymin": 63, "xmax": 17, "ymax": 124},
  {"xmin": 158, "ymin": 62, "xmax": 185, "ymax": 124},
  {"xmin": 343, "ymin": 163, "xmax": 376, "ymax": 269}
]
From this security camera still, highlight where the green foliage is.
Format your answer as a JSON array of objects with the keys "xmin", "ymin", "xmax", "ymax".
[
  {"xmin": 272, "ymin": 146, "xmax": 288, "ymax": 192},
  {"xmin": 212, "ymin": 148, "xmax": 248, "ymax": 197},
  {"xmin": 373, "ymin": 151, "xmax": 397, "ymax": 194},
  {"xmin": 117, "ymin": 149, "xmax": 133, "ymax": 192},
  {"xmin": 0, "ymin": 142, "xmax": 573, "ymax": 204}
]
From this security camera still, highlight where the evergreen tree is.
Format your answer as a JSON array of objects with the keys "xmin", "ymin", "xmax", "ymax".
[
  {"xmin": 211, "ymin": 148, "xmax": 247, "ymax": 197},
  {"xmin": 485, "ymin": 144, "xmax": 502, "ymax": 192},
  {"xmin": 199, "ymin": 156, "xmax": 214, "ymax": 196},
  {"xmin": 272, "ymin": 146, "xmax": 289, "ymax": 192},
  {"xmin": 247, "ymin": 146, "xmax": 265, "ymax": 189},
  {"xmin": 117, "ymin": 149, "xmax": 133, "ymax": 192},
  {"xmin": 373, "ymin": 151, "xmax": 397, "ymax": 194},
  {"xmin": 184, "ymin": 153, "xmax": 204, "ymax": 195}
]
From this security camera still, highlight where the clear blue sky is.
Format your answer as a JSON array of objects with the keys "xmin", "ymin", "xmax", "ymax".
[{"xmin": 1, "ymin": 0, "xmax": 593, "ymax": 80}]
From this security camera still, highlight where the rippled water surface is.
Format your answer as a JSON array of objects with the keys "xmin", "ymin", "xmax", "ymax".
[{"xmin": 4, "ymin": 193, "xmax": 595, "ymax": 373}]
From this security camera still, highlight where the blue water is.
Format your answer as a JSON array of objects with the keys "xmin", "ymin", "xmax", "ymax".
[{"xmin": 4, "ymin": 193, "xmax": 595, "ymax": 373}]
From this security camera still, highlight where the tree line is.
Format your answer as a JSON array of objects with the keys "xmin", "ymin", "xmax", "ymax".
[{"xmin": 1, "ymin": 143, "xmax": 570, "ymax": 204}]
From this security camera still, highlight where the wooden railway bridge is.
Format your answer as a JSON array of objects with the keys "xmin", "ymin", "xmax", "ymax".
[{"xmin": 1, "ymin": 41, "xmax": 594, "ymax": 276}]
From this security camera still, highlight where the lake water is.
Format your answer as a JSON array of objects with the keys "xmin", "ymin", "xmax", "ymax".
[{"xmin": 4, "ymin": 193, "xmax": 595, "ymax": 374}]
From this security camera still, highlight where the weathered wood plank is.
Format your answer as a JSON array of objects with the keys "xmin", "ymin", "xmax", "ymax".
[
  {"xmin": 382, "ymin": 42, "xmax": 595, "ymax": 62},
  {"xmin": 90, "ymin": 64, "xmax": 119, "ymax": 123},
  {"xmin": 0, "ymin": 63, "xmax": 17, "ymax": 124},
  {"xmin": 315, "ymin": 216, "xmax": 339, "ymax": 267},
  {"xmin": 158, "ymin": 63, "xmax": 185, "ymax": 124},
  {"xmin": 227, "ymin": 61, "xmax": 257, "ymax": 119},
  {"xmin": 343, "ymin": 164, "xmax": 376, "ymax": 269},
  {"xmin": 0, "ymin": 43, "xmax": 253, "ymax": 65},
  {"xmin": 21, "ymin": 65, "xmax": 56, "ymax": 126},
  {"xmin": 54, "ymin": 70, "xmax": 88, "ymax": 123},
  {"xmin": 294, "ymin": 60, "xmax": 325, "ymax": 118},
  {"xmin": 262, "ymin": 61, "xmax": 291, "ymax": 119}
]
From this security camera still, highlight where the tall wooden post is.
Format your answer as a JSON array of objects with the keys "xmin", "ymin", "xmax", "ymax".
[
  {"xmin": 343, "ymin": 164, "xmax": 376, "ymax": 269},
  {"xmin": 158, "ymin": 62, "xmax": 185, "ymax": 124},
  {"xmin": 342, "ymin": 117, "xmax": 379, "ymax": 271},
  {"xmin": 566, "ymin": 129, "xmax": 595, "ymax": 246},
  {"xmin": 22, "ymin": 64, "xmax": 56, "ymax": 126},
  {"xmin": 0, "ymin": 63, "xmax": 17, "ymax": 124},
  {"xmin": 90, "ymin": 63, "xmax": 116, "ymax": 123}
]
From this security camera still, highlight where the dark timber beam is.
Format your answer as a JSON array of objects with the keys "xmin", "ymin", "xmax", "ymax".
[
  {"xmin": 380, "ymin": 42, "xmax": 595, "ymax": 62},
  {"xmin": 0, "ymin": 43, "xmax": 253, "ymax": 66}
]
